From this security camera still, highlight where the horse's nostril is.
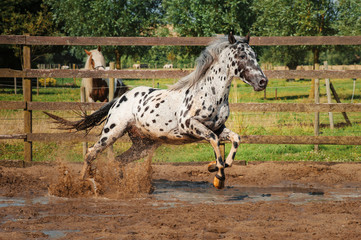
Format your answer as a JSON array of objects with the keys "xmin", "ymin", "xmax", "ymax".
[{"xmin": 259, "ymin": 79, "xmax": 267, "ymax": 87}]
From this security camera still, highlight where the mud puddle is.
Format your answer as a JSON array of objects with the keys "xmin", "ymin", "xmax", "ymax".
[
  {"xmin": 0, "ymin": 196, "xmax": 49, "ymax": 208},
  {"xmin": 152, "ymin": 180, "xmax": 361, "ymax": 205}
]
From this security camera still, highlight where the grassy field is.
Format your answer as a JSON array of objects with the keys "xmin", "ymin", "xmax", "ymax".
[{"xmin": 0, "ymin": 76, "xmax": 360, "ymax": 163}]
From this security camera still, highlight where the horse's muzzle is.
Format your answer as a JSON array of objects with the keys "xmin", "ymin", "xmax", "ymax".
[{"xmin": 252, "ymin": 77, "xmax": 268, "ymax": 91}]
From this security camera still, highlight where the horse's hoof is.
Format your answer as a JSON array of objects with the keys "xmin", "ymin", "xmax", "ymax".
[
  {"xmin": 213, "ymin": 174, "xmax": 225, "ymax": 189},
  {"xmin": 208, "ymin": 161, "xmax": 218, "ymax": 172}
]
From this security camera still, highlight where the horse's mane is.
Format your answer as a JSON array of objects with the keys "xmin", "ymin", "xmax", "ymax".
[{"xmin": 169, "ymin": 35, "xmax": 245, "ymax": 91}]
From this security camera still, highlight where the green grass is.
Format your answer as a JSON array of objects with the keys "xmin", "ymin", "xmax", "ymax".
[{"xmin": 0, "ymin": 77, "xmax": 360, "ymax": 163}]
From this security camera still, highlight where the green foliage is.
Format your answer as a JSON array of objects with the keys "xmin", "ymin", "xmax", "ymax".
[
  {"xmin": 159, "ymin": 0, "xmax": 256, "ymax": 66},
  {"xmin": 251, "ymin": 0, "xmax": 338, "ymax": 67},
  {"xmin": 0, "ymin": 0, "xmax": 55, "ymax": 36},
  {"xmin": 0, "ymin": 0, "xmax": 58, "ymax": 68},
  {"xmin": 46, "ymin": 0, "xmax": 163, "ymax": 60},
  {"xmin": 46, "ymin": 0, "xmax": 162, "ymax": 37},
  {"xmin": 163, "ymin": 0, "xmax": 255, "ymax": 36},
  {"xmin": 333, "ymin": 0, "xmax": 361, "ymax": 36},
  {"xmin": 326, "ymin": 0, "xmax": 361, "ymax": 65}
]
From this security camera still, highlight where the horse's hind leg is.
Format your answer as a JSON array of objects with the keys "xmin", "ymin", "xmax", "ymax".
[
  {"xmin": 115, "ymin": 131, "xmax": 160, "ymax": 165},
  {"xmin": 80, "ymin": 122, "xmax": 127, "ymax": 179},
  {"xmin": 115, "ymin": 142, "xmax": 160, "ymax": 165}
]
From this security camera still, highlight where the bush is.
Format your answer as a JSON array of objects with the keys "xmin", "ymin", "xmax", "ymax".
[{"xmin": 39, "ymin": 78, "xmax": 57, "ymax": 86}]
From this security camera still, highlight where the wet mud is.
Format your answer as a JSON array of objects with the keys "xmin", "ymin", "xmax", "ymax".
[{"xmin": 1, "ymin": 161, "xmax": 361, "ymax": 239}]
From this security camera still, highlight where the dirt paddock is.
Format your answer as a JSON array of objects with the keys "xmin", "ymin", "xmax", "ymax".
[{"xmin": 1, "ymin": 160, "xmax": 361, "ymax": 239}]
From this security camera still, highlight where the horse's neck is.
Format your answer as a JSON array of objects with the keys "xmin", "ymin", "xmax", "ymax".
[
  {"xmin": 82, "ymin": 57, "xmax": 94, "ymax": 90},
  {"xmin": 200, "ymin": 62, "xmax": 233, "ymax": 97}
]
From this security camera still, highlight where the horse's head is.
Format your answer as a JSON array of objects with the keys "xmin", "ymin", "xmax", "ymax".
[
  {"xmin": 85, "ymin": 46, "xmax": 106, "ymax": 70},
  {"xmin": 227, "ymin": 33, "xmax": 267, "ymax": 91}
]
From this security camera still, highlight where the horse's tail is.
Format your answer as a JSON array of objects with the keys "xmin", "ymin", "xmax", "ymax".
[{"xmin": 44, "ymin": 99, "xmax": 117, "ymax": 133}]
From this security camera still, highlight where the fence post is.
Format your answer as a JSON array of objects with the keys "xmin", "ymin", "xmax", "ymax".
[
  {"xmin": 73, "ymin": 64, "xmax": 76, "ymax": 85},
  {"xmin": 14, "ymin": 77, "xmax": 17, "ymax": 94},
  {"xmin": 109, "ymin": 62, "xmax": 115, "ymax": 101},
  {"xmin": 23, "ymin": 35, "xmax": 32, "ymax": 162},
  {"xmin": 233, "ymin": 78, "xmax": 238, "ymax": 103},
  {"xmin": 275, "ymin": 88, "xmax": 278, "ymax": 100},
  {"xmin": 329, "ymin": 83, "xmax": 352, "ymax": 126},
  {"xmin": 80, "ymin": 87, "xmax": 88, "ymax": 157},
  {"xmin": 263, "ymin": 88, "xmax": 267, "ymax": 100},
  {"xmin": 324, "ymin": 61, "xmax": 334, "ymax": 129},
  {"xmin": 314, "ymin": 63, "xmax": 320, "ymax": 152}
]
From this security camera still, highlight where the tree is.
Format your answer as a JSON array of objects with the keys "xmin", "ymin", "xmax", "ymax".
[
  {"xmin": 251, "ymin": 0, "xmax": 337, "ymax": 69},
  {"xmin": 0, "ymin": 0, "xmax": 58, "ymax": 69},
  {"xmin": 333, "ymin": 0, "xmax": 361, "ymax": 36},
  {"xmin": 163, "ymin": 0, "xmax": 255, "ymax": 37},
  {"xmin": 46, "ymin": 0, "xmax": 163, "ymax": 68},
  {"xmin": 162, "ymin": 0, "xmax": 255, "ymax": 61},
  {"xmin": 328, "ymin": 0, "xmax": 361, "ymax": 65}
]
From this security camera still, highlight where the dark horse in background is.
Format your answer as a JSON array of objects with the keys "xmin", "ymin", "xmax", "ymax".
[{"xmin": 82, "ymin": 46, "xmax": 129, "ymax": 102}]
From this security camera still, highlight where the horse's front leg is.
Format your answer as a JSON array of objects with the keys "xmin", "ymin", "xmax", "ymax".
[
  {"xmin": 182, "ymin": 119, "xmax": 225, "ymax": 189},
  {"xmin": 208, "ymin": 126, "xmax": 241, "ymax": 172},
  {"xmin": 219, "ymin": 126, "xmax": 241, "ymax": 168}
]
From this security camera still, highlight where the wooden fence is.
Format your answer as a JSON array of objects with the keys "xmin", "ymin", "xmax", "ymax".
[{"xmin": 1, "ymin": 35, "xmax": 361, "ymax": 162}]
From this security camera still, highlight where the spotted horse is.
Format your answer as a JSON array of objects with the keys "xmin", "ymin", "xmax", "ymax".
[{"xmin": 45, "ymin": 33, "xmax": 268, "ymax": 189}]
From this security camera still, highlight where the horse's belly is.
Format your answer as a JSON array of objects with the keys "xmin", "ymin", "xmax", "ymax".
[{"xmin": 134, "ymin": 117, "xmax": 202, "ymax": 144}]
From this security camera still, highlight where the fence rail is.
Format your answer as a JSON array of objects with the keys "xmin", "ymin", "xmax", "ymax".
[
  {"xmin": 0, "ymin": 35, "xmax": 361, "ymax": 162},
  {"xmin": 2, "ymin": 101, "xmax": 361, "ymax": 113},
  {"xmin": 1, "ymin": 69, "xmax": 361, "ymax": 79},
  {"xmin": 1, "ymin": 35, "xmax": 361, "ymax": 46},
  {"xmin": 1, "ymin": 133, "xmax": 361, "ymax": 146}
]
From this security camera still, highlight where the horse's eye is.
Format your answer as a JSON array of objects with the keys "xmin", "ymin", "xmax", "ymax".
[{"xmin": 91, "ymin": 59, "xmax": 95, "ymax": 67}]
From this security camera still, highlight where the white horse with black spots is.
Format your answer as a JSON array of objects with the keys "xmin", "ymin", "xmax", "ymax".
[{"xmin": 45, "ymin": 33, "xmax": 268, "ymax": 189}]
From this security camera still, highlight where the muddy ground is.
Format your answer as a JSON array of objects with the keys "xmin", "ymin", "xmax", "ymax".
[{"xmin": 1, "ymin": 160, "xmax": 361, "ymax": 239}]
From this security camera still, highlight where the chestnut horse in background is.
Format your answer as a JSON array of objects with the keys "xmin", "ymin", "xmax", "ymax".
[{"xmin": 82, "ymin": 46, "xmax": 129, "ymax": 102}]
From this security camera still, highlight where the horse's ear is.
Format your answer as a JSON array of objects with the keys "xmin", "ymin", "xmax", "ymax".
[
  {"xmin": 228, "ymin": 32, "xmax": 236, "ymax": 44},
  {"xmin": 245, "ymin": 33, "xmax": 250, "ymax": 44},
  {"xmin": 85, "ymin": 49, "xmax": 91, "ymax": 56},
  {"xmin": 97, "ymin": 46, "xmax": 101, "ymax": 52}
]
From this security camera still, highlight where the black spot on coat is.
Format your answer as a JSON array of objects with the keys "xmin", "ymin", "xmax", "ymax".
[
  {"xmin": 149, "ymin": 88, "xmax": 158, "ymax": 94},
  {"xmin": 119, "ymin": 95, "xmax": 128, "ymax": 103},
  {"xmin": 185, "ymin": 119, "xmax": 190, "ymax": 128}
]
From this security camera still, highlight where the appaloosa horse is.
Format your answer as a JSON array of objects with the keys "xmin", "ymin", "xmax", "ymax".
[
  {"xmin": 82, "ymin": 46, "xmax": 129, "ymax": 102},
  {"xmin": 46, "ymin": 33, "xmax": 267, "ymax": 189}
]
